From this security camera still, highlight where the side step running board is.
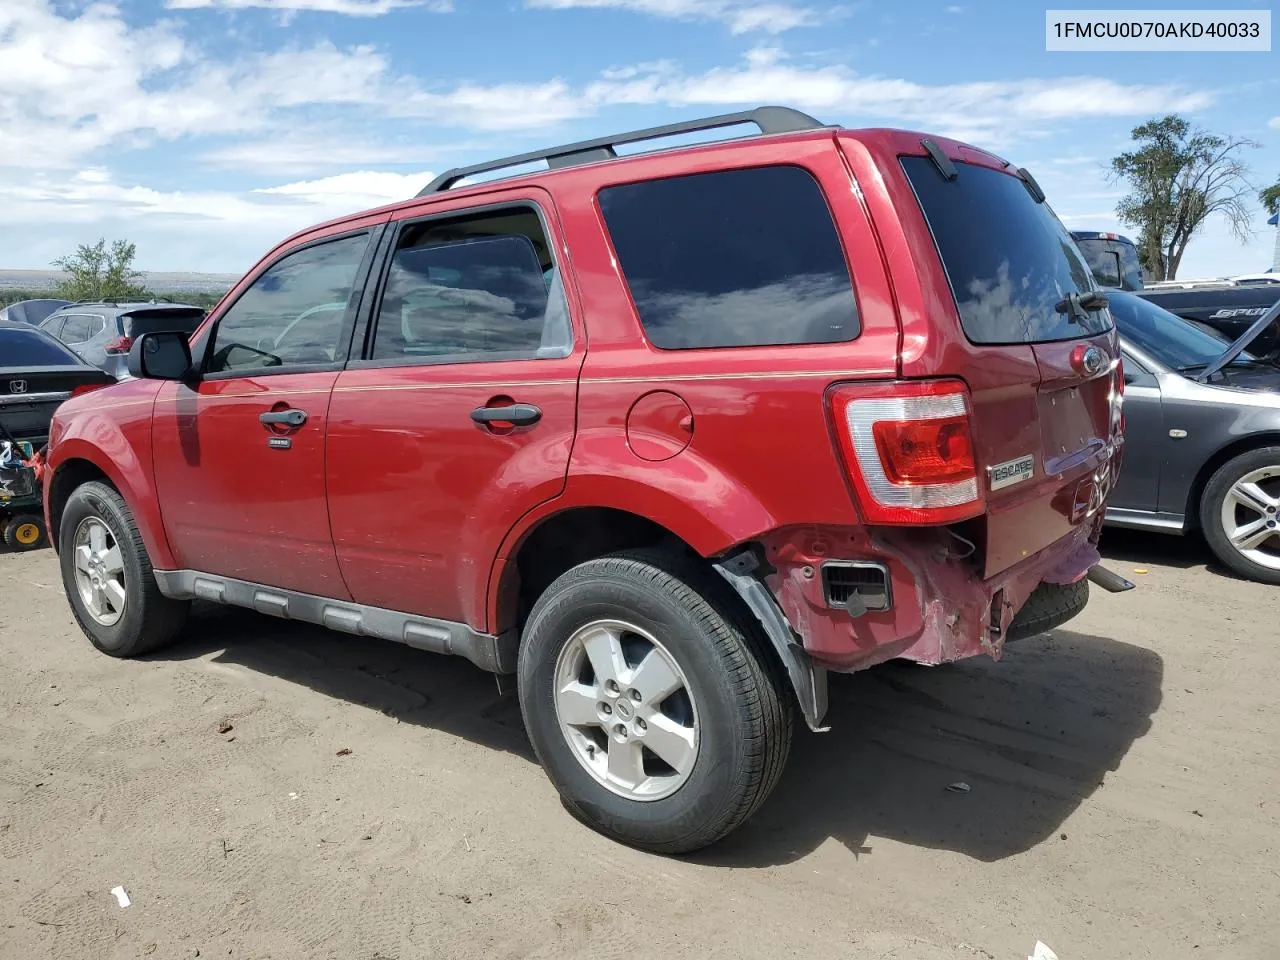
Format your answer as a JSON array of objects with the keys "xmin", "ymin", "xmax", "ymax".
[
  {"xmin": 153, "ymin": 569, "xmax": 517, "ymax": 674},
  {"xmin": 1087, "ymin": 565, "xmax": 1136, "ymax": 593}
]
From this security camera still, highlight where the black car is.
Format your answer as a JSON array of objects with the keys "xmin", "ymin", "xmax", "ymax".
[
  {"xmin": 38, "ymin": 300, "xmax": 206, "ymax": 380},
  {"xmin": 1105, "ymin": 290, "xmax": 1280, "ymax": 584},
  {"xmin": 0, "ymin": 322, "xmax": 114, "ymax": 449}
]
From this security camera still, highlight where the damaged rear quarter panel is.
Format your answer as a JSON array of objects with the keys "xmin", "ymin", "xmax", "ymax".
[{"xmin": 759, "ymin": 521, "xmax": 1101, "ymax": 673}]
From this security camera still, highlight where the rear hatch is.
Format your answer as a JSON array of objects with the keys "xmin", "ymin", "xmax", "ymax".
[
  {"xmin": 897, "ymin": 150, "xmax": 1120, "ymax": 577},
  {"xmin": 0, "ymin": 326, "xmax": 113, "ymax": 444}
]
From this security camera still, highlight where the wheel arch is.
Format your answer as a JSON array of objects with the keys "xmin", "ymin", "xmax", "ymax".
[
  {"xmin": 45, "ymin": 441, "xmax": 175, "ymax": 568},
  {"xmin": 1184, "ymin": 432, "xmax": 1280, "ymax": 531},
  {"xmin": 487, "ymin": 504, "xmax": 826, "ymax": 730}
]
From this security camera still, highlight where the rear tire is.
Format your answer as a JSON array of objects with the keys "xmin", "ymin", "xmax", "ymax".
[
  {"xmin": 58, "ymin": 481, "xmax": 189, "ymax": 657},
  {"xmin": 517, "ymin": 549, "xmax": 792, "ymax": 854},
  {"xmin": 1005, "ymin": 579, "xmax": 1090, "ymax": 642},
  {"xmin": 3, "ymin": 514, "xmax": 47, "ymax": 551},
  {"xmin": 1200, "ymin": 447, "xmax": 1280, "ymax": 585}
]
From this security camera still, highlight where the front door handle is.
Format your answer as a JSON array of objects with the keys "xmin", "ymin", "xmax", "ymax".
[
  {"xmin": 470, "ymin": 403, "xmax": 542, "ymax": 427},
  {"xmin": 260, "ymin": 409, "xmax": 307, "ymax": 427}
]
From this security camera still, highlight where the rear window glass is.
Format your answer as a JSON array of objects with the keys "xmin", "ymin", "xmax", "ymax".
[
  {"xmin": 124, "ymin": 309, "xmax": 205, "ymax": 336},
  {"xmin": 598, "ymin": 165, "xmax": 859, "ymax": 350},
  {"xmin": 0, "ymin": 326, "xmax": 80, "ymax": 366},
  {"xmin": 903, "ymin": 157, "xmax": 1113, "ymax": 344},
  {"xmin": 1073, "ymin": 236, "xmax": 1144, "ymax": 292}
]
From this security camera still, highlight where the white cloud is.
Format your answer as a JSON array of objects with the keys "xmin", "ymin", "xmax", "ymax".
[
  {"xmin": 1270, "ymin": 116, "xmax": 1280, "ymax": 130},
  {"xmin": 165, "ymin": 0, "xmax": 453, "ymax": 14},
  {"xmin": 254, "ymin": 169, "xmax": 434, "ymax": 207},
  {"xmin": 583, "ymin": 50, "xmax": 1214, "ymax": 146},
  {"xmin": 0, "ymin": 1, "xmax": 1231, "ymax": 273},
  {"xmin": 945, "ymin": 4, "xmax": 963, "ymax": 12},
  {"xmin": 525, "ymin": 0, "xmax": 820, "ymax": 34}
]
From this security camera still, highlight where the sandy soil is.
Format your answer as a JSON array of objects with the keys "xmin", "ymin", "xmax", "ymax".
[{"xmin": 2, "ymin": 530, "xmax": 1277, "ymax": 960}]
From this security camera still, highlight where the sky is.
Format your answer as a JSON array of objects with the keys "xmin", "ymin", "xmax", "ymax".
[{"xmin": 1, "ymin": 0, "xmax": 1277, "ymax": 279}]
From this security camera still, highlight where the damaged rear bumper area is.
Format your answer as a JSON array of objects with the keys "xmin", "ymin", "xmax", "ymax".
[{"xmin": 715, "ymin": 521, "xmax": 1130, "ymax": 732}]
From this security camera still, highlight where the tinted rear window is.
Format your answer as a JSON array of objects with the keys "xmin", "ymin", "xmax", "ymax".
[
  {"xmin": 0, "ymin": 326, "xmax": 81, "ymax": 366},
  {"xmin": 1074, "ymin": 237, "xmax": 1144, "ymax": 291},
  {"xmin": 124, "ymin": 309, "xmax": 205, "ymax": 336},
  {"xmin": 903, "ymin": 157, "xmax": 1112, "ymax": 344},
  {"xmin": 598, "ymin": 165, "xmax": 859, "ymax": 349}
]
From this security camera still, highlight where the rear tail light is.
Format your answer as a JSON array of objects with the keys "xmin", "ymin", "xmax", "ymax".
[
  {"xmin": 103, "ymin": 335, "xmax": 133, "ymax": 356},
  {"xmin": 828, "ymin": 379, "xmax": 983, "ymax": 525},
  {"xmin": 70, "ymin": 383, "xmax": 107, "ymax": 399}
]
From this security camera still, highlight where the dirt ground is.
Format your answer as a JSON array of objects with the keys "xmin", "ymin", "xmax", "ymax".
[{"xmin": 1, "ymin": 531, "xmax": 1277, "ymax": 960}]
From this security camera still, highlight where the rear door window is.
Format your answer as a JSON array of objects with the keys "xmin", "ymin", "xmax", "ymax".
[
  {"xmin": 59, "ymin": 314, "xmax": 96, "ymax": 344},
  {"xmin": 598, "ymin": 165, "xmax": 859, "ymax": 350},
  {"xmin": 903, "ymin": 157, "xmax": 1113, "ymax": 345}
]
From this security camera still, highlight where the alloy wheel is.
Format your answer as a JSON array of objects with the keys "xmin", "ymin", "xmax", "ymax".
[
  {"xmin": 1219, "ymin": 466, "xmax": 1280, "ymax": 571},
  {"xmin": 552, "ymin": 619, "xmax": 699, "ymax": 802},
  {"xmin": 72, "ymin": 517, "xmax": 127, "ymax": 626}
]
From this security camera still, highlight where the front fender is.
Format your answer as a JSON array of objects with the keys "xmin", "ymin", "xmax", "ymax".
[{"xmin": 45, "ymin": 392, "xmax": 173, "ymax": 569}]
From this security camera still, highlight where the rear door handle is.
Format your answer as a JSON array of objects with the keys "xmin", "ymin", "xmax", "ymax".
[
  {"xmin": 259, "ymin": 409, "xmax": 307, "ymax": 427},
  {"xmin": 470, "ymin": 403, "xmax": 542, "ymax": 427}
]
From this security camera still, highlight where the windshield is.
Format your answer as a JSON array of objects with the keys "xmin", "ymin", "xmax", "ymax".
[
  {"xmin": 0, "ymin": 325, "xmax": 82, "ymax": 366},
  {"xmin": 1107, "ymin": 291, "xmax": 1264, "ymax": 370},
  {"xmin": 903, "ymin": 158, "xmax": 1113, "ymax": 345}
]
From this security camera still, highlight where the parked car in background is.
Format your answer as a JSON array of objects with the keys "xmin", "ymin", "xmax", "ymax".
[
  {"xmin": 39, "ymin": 301, "xmax": 206, "ymax": 379},
  {"xmin": 0, "ymin": 299, "xmax": 72, "ymax": 326},
  {"xmin": 1071, "ymin": 230, "xmax": 1280, "ymax": 354},
  {"xmin": 43, "ymin": 106, "xmax": 1128, "ymax": 853},
  {"xmin": 1105, "ymin": 289, "xmax": 1280, "ymax": 584},
  {"xmin": 0, "ymin": 322, "xmax": 114, "ymax": 450}
]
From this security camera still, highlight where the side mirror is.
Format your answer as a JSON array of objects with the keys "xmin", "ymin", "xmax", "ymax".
[{"xmin": 128, "ymin": 331, "xmax": 193, "ymax": 381}]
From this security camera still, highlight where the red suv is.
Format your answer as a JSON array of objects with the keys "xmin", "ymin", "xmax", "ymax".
[{"xmin": 44, "ymin": 107, "xmax": 1127, "ymax": 853}]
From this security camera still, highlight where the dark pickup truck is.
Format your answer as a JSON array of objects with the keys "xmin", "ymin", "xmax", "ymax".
[{"xmin": 1071, "ymin": 230, "xmax": 1280, "ymax": 355}]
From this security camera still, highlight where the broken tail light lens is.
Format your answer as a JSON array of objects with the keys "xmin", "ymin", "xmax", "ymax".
[{"xmin": 829, "ymin": 379, "xmax": 983, "ymax": 524}]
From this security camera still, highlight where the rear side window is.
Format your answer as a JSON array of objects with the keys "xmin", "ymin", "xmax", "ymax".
[
  {"xmin": 0, "ymin": 327, "xmax": 80, "ymax": 366},
  {"xmin": 903, "ymin": 157, "xmax": 1113, "ymax": 344},
  {"xmin": 371, "ymin": 203, "xmax": 569, "ymax": 364},
  {"xmin": 599, "ymin": 165, "xmax": 859, "ymax": 350}
]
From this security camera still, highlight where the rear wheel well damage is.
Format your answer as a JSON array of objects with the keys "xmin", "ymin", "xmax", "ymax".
[
  {"xmin": 496, "ymin": 508, "xmax": 827, "ymax": 730},
  {"xmin": 47, "ymin": 459, "xmax": 112, "ymax": 552},
  {"xmin": 1185, "ymin": 432, "xmax": 1280, "ymax": 530}
]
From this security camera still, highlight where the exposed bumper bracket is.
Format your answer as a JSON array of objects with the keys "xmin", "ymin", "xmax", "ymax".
[{"xmin": 714, "ymin": 550, "xmax": 830, "ymax": 733}]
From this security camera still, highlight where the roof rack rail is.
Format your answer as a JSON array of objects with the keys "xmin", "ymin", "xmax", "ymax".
[{"xmin": 417, "ymin": 105, "xmax": 828, "ymax": 196}]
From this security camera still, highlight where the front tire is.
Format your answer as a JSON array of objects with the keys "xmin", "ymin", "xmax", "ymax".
[
  {"xmin": 58, "ymin": 481, "xmax": 190, "ymax": 657},
  {"xmin": 1200, "ymin": 447, "xmax": 1280, "ymax": 585},
  {"xmin": 517, "ymin": 549, "xmax": 792, "ymax": 854}
]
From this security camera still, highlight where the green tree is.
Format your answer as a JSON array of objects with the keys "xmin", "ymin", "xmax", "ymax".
[
  {"xmin": 1261, "ymin": 175, "xmax": 1280, "ymax": 217},
  {"xmin": 51, "ymin": 238, "xmax": 149, "ymax": 301},
  {"xmin": 1111, "ymin": 115, "xmax": 1256, "ymax": 281}
]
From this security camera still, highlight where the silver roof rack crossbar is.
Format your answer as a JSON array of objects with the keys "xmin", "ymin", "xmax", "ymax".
[{"xmin": 416, "ymin": 105, "xmax": 828, "ymax": 196}]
